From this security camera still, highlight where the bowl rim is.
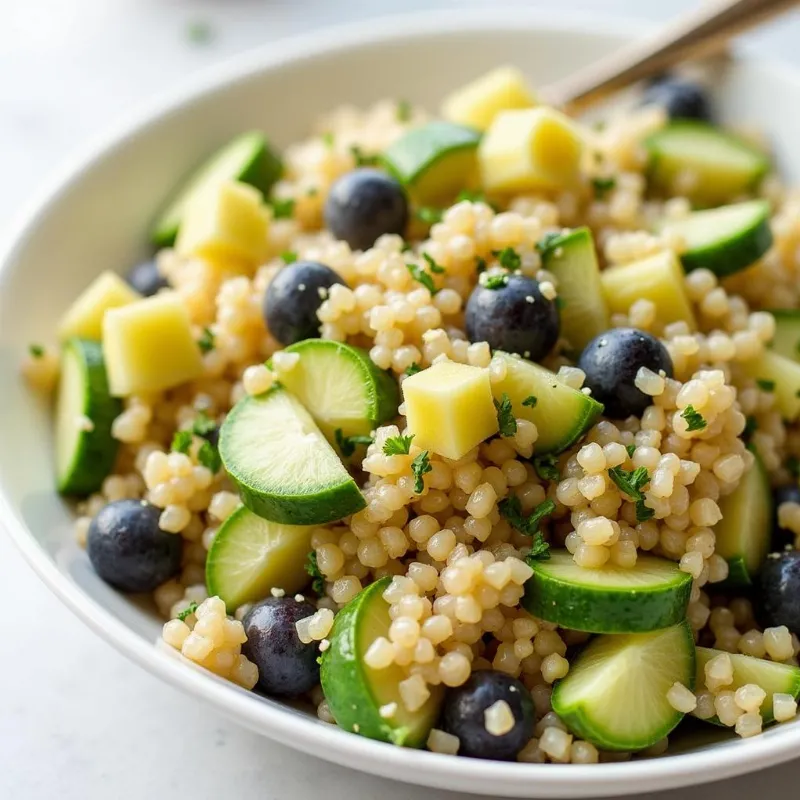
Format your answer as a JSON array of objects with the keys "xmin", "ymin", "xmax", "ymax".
[{"xmin": 2, "ymin": 8, "xmax": 800, "ymax": 797}]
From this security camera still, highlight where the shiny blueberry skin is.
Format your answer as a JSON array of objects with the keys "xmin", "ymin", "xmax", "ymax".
[
  {"xmin": 242, "ymin": 597, "xmax": 321, "ymax": 697},
  {"xmin": 758, "ymin": 551, "xmax": 800, "ymax": 635},
  {"xmin": 443, "ymin": 671, "xmax": 534, "ymax": 761},
  {"xmin": 773, "ymin": 485, "xmax": 800, "ymax": 550},
  {"xmin": 465, "ymin": 275, "xmax": 560, "ymax": 361},
  {"xmin": 263, "ymin": 261, "xmax": 345, "ymax": 346},
  {"xmin": 324, "ymin": 168, "xmax": 409, "ymax": 251},
  {"xmin": 125, "ymin": 259, "xmax": 170, "ymax": 296},
  {"xmin": 642, "ymin": 75, "xmax": 712, "ymax": 121},
  {"xmin": 578, "ymin": 327, "xmax": 674, "ymax": 419},
  {"xmin": 86, "ymin": 500, "xmax": 182, "ymax": 593}
]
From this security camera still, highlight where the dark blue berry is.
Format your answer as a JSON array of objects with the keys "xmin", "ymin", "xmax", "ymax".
[
  {"xmin": 86, "ymin": 500, "xmax": 182, "ymax": 593},
  {"xmin": 242, "ymin": 597, "xmax": 321, "ymax": 697},
  {"xmin": 773, "ymin": 485, "xmax": 800, "ymax": 551},
  {"xmin": 125, "ymin": 259, "xmax": 170, "ymax": 296},
  {"xmin": 642, "ymin": 76, "xmax": 712, "ymax": 121},
  {"xmin": 263, "ymin": 261, "xmax": 345, "ymax": 346},
  {"xmin": 465, "ymin": 275, "xmax": 560, "ymax": 362},
  {"xmin": 578, "ymin": 327, "xmax": 673, "ymax": 419},
  {"xmin": 324, "ymin": 168, "xmax": 409, "ymax": 251},
  {"xmin": 443, "ymin": 671, "xmax": 534, "ymax": 760},
  {"xmin": 758, "ymin": 550, "xmax": 800, "ymax": 635}
]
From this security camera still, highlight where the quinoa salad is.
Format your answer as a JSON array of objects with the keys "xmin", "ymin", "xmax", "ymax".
[{"xmin": 23, "ymin": 66, "xmax": 800, "ymax": 764}]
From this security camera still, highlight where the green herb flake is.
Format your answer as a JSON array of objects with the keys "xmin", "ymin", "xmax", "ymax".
[
  {"xmin": 305, "ymin": 551, "xmax": 326, "ymax": 596},
  {"xmin": 555, "ymin": 297, "xmax": 567, "ymax": 311},
  {"xmin": 423, "ymin": 252, "xmax": 446, "ymax": 274},
  {"xmin": 591, "ymin": 176, "xmax": 617, "ymax": 199},
  {"xmin": 198, "ymin": 326, "xmax": 215, "ymax": 354},
  {"xmin": 396, "ymin": 99, "xmax": 412, "ymax": 122},
  {"xmin": 198, "ymin": 440, "xmax": 221, "ymax": 473},
  {"xmin": 281, "ymin": 251, "xmax": 298, "ymax": 265},
  {"xmin": 608, "ymin": 465, "xmax": 653, "ymax": 522},
  {"xmin": 171, "ymin": 430, "xmax": 193, "ymax": 455},
  {"xmin": 322, "ymin": 132, "xmax": 334, "ymax": 148},
  {"xmin": 533, "ymin": 455, "xmax": 560, "ymax": 482},
  {"xmin": 757, "ymin": 378, "xmax": 776, "ymax": 392},
  {"xmin": 626, "ymin": 444, "xmax": 636, "ymax": 458},
  {"xmin": 681, "ymin": 404, "xmax": 708, "ymax": 432},
  {"xmin": 535, "ymin": 231, "xmax": 564, "ymax": 255},
  {"xmin": 411, "ymin": 451, "xmax": 432, "ymax": 494},
  {"xmin": 492, "ymin": 246, "xmax": 522, "ymax": 272},
  {"xmin": 744, "ymin": 415, "xmax": 758, "ymax": 440},
  {"xmin": 475, "ymin": 256, "xmax": 487, "ymax": 274},
  {"xmin": 269, "ymin": 197, "xmax": 295, "ymax": 219},
  {"xmin": 186, "ymin": 20, "xmax": 213, "ymax": 45},
  {"xmin": 415, "ymin": 206, "xmax": 444, "ymax": 225},
  {"xmin": 335, "ymin": 428, "xmax": 374, "ymax": 458},
  {"xmin": 383, "ymin": 434, "xmax": 414, "ymax": 456},
  {"xmin": 192, "ymin": 411, "xmax": 217, "ymax": 438},
  {"xmin": 177, "ymin": 602, "xmax": 199, "ymax": 622},
  {"xmin": 500, "ymin": 496, "xmax": 555, "ymax": 560},
  {"xmin": 787, "ymin": 456, "xmax": 800, "ymax": 479},
  {"xmin": 481, "ymin": 273, "xmax": 508, "ymax": 291},
  {"xmin": 28, "ymin": 343, "xmax": 44, "ymax": 359},
  {"xmin": 406, "ymin": 263, "xmax": 438, "ymax": 294},
  {"xmin": 404, "ymin": 362, "xmax": 422, "ymax": 377},
  {"xmin": 522, "ymin": 395, "xmax": 538, "ymax": 408},
  {"xmin": 493, "ymin": 393, "xmax": 517, "ymax": 437},
  {"xmin": 349, "ymin": 145, "xmax": 380, "ymax": 167}
]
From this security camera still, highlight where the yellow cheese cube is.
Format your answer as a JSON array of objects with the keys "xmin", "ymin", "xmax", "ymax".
[
  {"xmin": 403, "ymin": 361, "xmax": 498, "ymax": 460},
  {"xmin": 479, "ymin": 107, "xmax": 583, "ymax": 193},
  {"xmin": 600, "ymin": 251, "xmax": 697, "ymax": 331},
  {"xmin": 103, "ymin": 292, "xmax": 204, "ymax": 396},
  {"xmin": 175, "ymin": 180, "xmax": 269, "ymax": 270},
  {"xmin": 442, "ymin": 66, "xmax": 537, "ymax": 131},
  {"xmin": 58, "ymin": 271, "xmax": 141, "ymax": 341}
]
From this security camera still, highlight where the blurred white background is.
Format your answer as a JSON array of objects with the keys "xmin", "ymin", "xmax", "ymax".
[{"xmin": 2, "ymin": 1, "xmax": 800, "ymax": 797}]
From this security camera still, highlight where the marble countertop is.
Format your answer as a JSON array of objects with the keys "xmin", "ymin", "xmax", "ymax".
[{"xmin": 2, "ymin": 1, "xmax": 800, "ymax": 797}]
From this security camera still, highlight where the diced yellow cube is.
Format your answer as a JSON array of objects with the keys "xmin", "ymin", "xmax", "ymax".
[
  {"xmin": 403, "ymin": 361, "xmax": 498, "ymax": 460},
  {"xmin": 103, "ymin": 292, "xmax": 204, "ymax": 396},
  {"xmin": 479, "ymin": 107, "xmax": 583, "ymax": 193},
  {"xmin": 175, "ymin": 180, "xmax": 269, "ymax": 269},
  {"xmin": 58, "ymin": 271, "xmax": 141, "ymax": 342},
  {"xmin": 600, "ymin": 250, "xmax": 697, "ymax": 331},
  {"xmin": 441, "ymin": 66, "xmax": 537, "ymax": 132}
]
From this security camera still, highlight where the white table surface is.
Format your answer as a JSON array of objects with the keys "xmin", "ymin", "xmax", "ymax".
[{"xmin": 3, "ymin": 1, "xmax": 800, "ymax": 797}]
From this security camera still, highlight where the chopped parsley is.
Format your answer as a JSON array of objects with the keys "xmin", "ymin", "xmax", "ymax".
[
  {"xmin": 281, "ymin": 251, "xmax": 298, "ymax": 265},
  {"xmin": 406, "ymin": 262, "xmax": 438, "ymax": 294},
  {"xmin": 533, "ymin": 454, "xmax": 560, "ymax": 482},
  {"xmin": 335, "ymin": 428, "xmax": 374, "ymax": 458},
  {"xmin": 591, "ymin": 176, "xmax": 617, "ymax": 199},
  {"xmin": 192, "ymin": 411, "xmax": 217, "ymax": 438},
  {"xmin": 492, "ymin": 246, "xmax": 522, "ymax": 272},
  {"xmin": 787, "ymin": 456, "xmax": 800, "ymax": 479},
  {"xmin": 481, "ymin": 273, "xmax": 508, "ymax": 290},
  {"xmin": 757, "ymin": 378, "xmax": 776, "ymax": 392},
  {"xmin": 626, "ymin": 444, "xmax": 636, "ymax": 458},
  {"xmin": 28, "ymin": 343, "xmax": 44, "ymax": 358},
  {"xmin": 171, "ymin": 430, "xmax": 193, "ymax": 454},
  {"xmin": 186, "ymin": 20, "xmax": 213, "ymax": 45},
  {"xmin": 743, "ymin": 415, "xmax": 758, "ymax": 440},
  {"xmin": 500, "ymin": 496, "xmax": 555, "ymax": 561},
  {"xmin": 305, "ymin": 551, "xmax": 325, "ymax": 595},
  {"xmin": 383, "ymin": 434, "xmax": 414, "ymax": 456},
  {"xmin": 493, "ymin": 393, "xmax": 517, "ymax": 437},
  {"xmin": 198, "ymin": 440, "xmax": 221, "ymax": 473},
  {"xmin": 522, "ymin": 395, "xmax": 538, "ymax": 408},
  {"xmin": 198, "ymin": 326, "xmax": 215, "ymax": 354},
  {"xmin": 306, "ymin": 187, "xmax": 319, "ymax": 197},
  {"xmin": 475, "ymin": 255, "xmax": 487, "ymax": 274},
  {"xmin": 681, "ymin": 404, "xmax": 708, "ymax": 432},
  {"xmin": 411, "ymin": 451, "xmax": 432, "ymax": 493},
  {"xmin": 322, "ymin": 132, "xmax": 335, "ymax": 148},
  {"xmin": 350, "ymin": 145, "xmax": 380, "ymax": 167},
  {"xmin": 404, "ymin": 362, "xmax": 422, "ymax": 377},
  {"xmin": 555, "ymin": 296, "xmax": 567, "ymax": 311},
  {"xmin": 535, "ymin": 231, "xmax": 564, "ymax": 255},
  {"xmin": 415, "ymin": 206, "xmax": 444, "ymax": 225},
  {"xmin": 177, "ymin": 602, "xmax": 199, "ymax": 621},
  {"xmin": 455, "ymin": 189, "xmax": 498, "ymax": 211},
  {"xmin": 269, "ymin": 197, "xmax": 295, "ymax": 219},
  {"xmin": 423, "ymin": 252, "xmax": 446, "ymax": 274},
  {"xmin": 396, "ymin": 99, "xmax": 412, "ymax": 122},
  {"xmin": 608, "ymin": 465, "xmax": 653, "ymax": 522}
]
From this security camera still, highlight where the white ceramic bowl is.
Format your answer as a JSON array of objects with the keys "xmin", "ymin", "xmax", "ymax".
[{"xmin": 3, "ymin": 10, "xmax": 800, "ymax": 797}]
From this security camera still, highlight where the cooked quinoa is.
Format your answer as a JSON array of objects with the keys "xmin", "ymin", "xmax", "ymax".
[{"xmin": 24, "ymin": 67, "xmax": 800, "ymax": 764}]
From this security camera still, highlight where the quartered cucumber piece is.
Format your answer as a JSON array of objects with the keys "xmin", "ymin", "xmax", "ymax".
[
  {"xmin": 219, "ymin": 387, "xmax": 365, "ymax": 525},
  {"xmin": 490, "ymin": 352, "xmax": 603, "ymax": 454},
  {"xmin": 278, "ymin": 339, "xmax": 399, "ymax": 441},
  {"xmin": 645, "ymin": 121, "xmax": 769, "ymax": 206},
  {"xmin": 56, "ymin": 339, "xmax": 122, "ymax": 495},
  {"xmin": 151, "ymin": 131, "xmax": 282, "ymax": 247},
  {"xmin": 321, "ymin": 577, "xmax": 444, "ymax": 746},
  {"xmin": 742, "ymin": 349, "xmax": 800, "ymax": 421},
  {"xmin": 769, "ymin": 309, "xmax": 800, "ymax": 362},
  {"xmin": 659, "ymin": 200, "xmax": 773, "ymax": 278},
  {"xmin": 382, "ymin": 121, "xmax": 481, "ymax": 206},
  {"xmin": 524, "ymin": 551, "xmax": 691, "ymax": 633},
  {"xmin": 694, "ymin": 647, "xmax": 800, "ymax": 724},
  {"xmin": 552, "ymin": 621, "xmax": 695, "ymax": 751},
  {"xmin": 538, "ymin": 227, "xmax": 609, "ymax": 352},
  {"xmin": 205, "ymin": 506, "xmax": 313, "ymax": 609},
  {"xmin": 715, "ymin": 455, "xmax": 772, "ymax": 587}
]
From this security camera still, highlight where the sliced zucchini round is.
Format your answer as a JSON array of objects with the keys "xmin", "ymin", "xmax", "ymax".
[
  {"xmin": 523, "ymin": 551, "xmax": 691, "ymax": 633},
  {"xmin": 769, "ymin": 309, "xmax": 800, "ymax": 363},
  {"xmin": 56, "ymin": 338, "xmax": 122, "ymax": 496},
  {"xmin": 320, "ymin": 577, "xmax": 444, "ymax": 746},
  {"xmin": 552, "ymin": 621, "xmax": 696, "ymax": 751},
  {"xmin": 219, "ymin": 387, "xmax": 365, "ymax": 525},
  {"xmin": 490, "ymin": 352, "xmax": 603, "ymax": 454},
  {"xmin": 694, "ymin": 647, "xmax": 800, "ymax": 725},
  {"xmin": 278, "ymin": 339, "xmax": 399, "ymax": 442},
  {"xmin": 205, "ymin": 506, "xmax": 313, "ymax": 609},
  {"xmin": 660, "ymin": 200, "xmax": 773, "ymax": 278}
]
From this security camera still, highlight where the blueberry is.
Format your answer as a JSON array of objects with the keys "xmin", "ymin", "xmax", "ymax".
[
  {"xmin": 242, "ymin": 597, "xmax": 321, "ymax": 697},
  {"xmin": 443, "ymin": 671, "xmax": 534, "ymax": 760},
  {"xmin": 773, "ymin": 485, "xmax": 800, "ymax": 551},
  {"xmin": 125, "ymin": 259, "xmax": 170, "ymax": 296},
  {"xmin": 642, "ymin": 75, "xmax": 712, "ymax": 121},
  {"xmin": 324, "ymin": 168, "xmax": 409, "ymax": 251},
  {"xmin": 86, "ymin": 500, "xmax": 182, "ymax": 593},
  {"xmin": 578, "ymin": 327, "xmax": 674, "ymax": 419},
  {"xmin": 263, "ymin": 261, "xmax": 345, "ymax": 346},
  {"xmin": 758, "ymin": 551, "xmax": 800, "ymax": 635},
  {"xmin": 465, "ymin": 275, "xmax": 560, "ymax": 361}
]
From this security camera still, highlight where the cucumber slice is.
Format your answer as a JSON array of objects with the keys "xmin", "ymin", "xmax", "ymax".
[
  {"xmin": 490, "ymin": 352, "xmax": 603, "ymax": 454},
  {"xmin": 205, "ymin": 506, "xmax": 313, "ymax": 609},
  {"xmin": 694, "ymin": 647, "xmax": 800, "ymax": 724},
  {"xmin": 645, "ymin": 121, "xmax": 769, "ymax": 206},
  {"xmin": 320, "ymin": 577, "xmax": 444, "ymax": 746},
  {"xmin": 538, "ymin": 227, "xmax": 609, "ymax": 353},
  {"xmin": 219, "ymin": 387, "xmax": 365, "ymax": 525},
  {"xmin": 381, "ymin": 121, "xmax": 481, "ymax": 206},
  {"xmin": 151, "ymin": 132, "xmax": 282, "ymax": 247},
  {"xmin": 769, "ymin": 309, "xmax": 800, "ymax": 363},
  {"xmin": 523, "ymin": 551, "xmax": 691, "ymax": 633},
  {"xmin": 742, "ymin": 349, "xmax": 800, "ymax": 421},
  {"xmin": 56, "ymin": 339, "xmax": 122, "ymax": 496},
  {"xmin": 659, "ymin": 200, "xmax": 773, "ymax": 278},
  {"xmin": 552, "ymin": 622, "xmax": 695, "ymax": 751},
  {"xmin": 278, "ymin": 339, "xmax": 399, "ymax": 441},
  {"xmin": 715, "ymin": 455, "xmax": 772, "ymax": 587}
]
